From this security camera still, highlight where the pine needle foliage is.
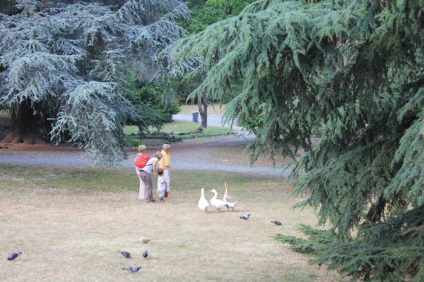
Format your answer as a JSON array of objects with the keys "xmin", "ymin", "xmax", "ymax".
[
  {"xmin": 166, "ymin": 0, "xmax": 424, "ymax": 280},
  {"xmin": 0, "ymin": 0, "xmax": 189, "ymax": 165},
  {"xmin": 277, "ymin": 206, "xmax": 424, "ymax": 281}
]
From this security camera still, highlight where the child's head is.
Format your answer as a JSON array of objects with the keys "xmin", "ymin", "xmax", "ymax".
[
  {"xmin": 154, "ymin": 151, "xmax": 162, "ymax": 160},
  {"xmin": 157, "ymin": 168, "xmax": 164, "ymax": 176},
  {"xmin": 138, "ymin": 145, "xmax": 146, "ymax": 153},
  {"xmin": 162, "ymin": 144, "xmax": 171, "ymax": 152}
]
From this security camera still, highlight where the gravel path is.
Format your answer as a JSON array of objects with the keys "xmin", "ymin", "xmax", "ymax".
[
  {"xmin": 0, "ymin": 115, "xmax": 290, "ymax": 177},
  {"xmin": 0, "ymin": 135, "xmax": 289, "ymax": 177}
]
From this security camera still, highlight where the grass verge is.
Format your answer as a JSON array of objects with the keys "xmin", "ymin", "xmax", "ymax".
[
  {"xmin": 124, "ymin": 120, "xmax": 235, "ymax": 146},
  {"xmin": 125, "ymin": 120, "xmax": 233, "ymax": 137}
]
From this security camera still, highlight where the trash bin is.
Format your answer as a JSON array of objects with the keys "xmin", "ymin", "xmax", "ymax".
[{"xmin": 192, "ymin": 111, "xmax": 199, "ymax": 123}]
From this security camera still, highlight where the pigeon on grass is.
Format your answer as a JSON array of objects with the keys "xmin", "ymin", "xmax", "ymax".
[
  {"xmin": 240, "ymin": 214, "xmax": 251, "ymax": 220},
  {"xmin": 117, "ymin": 251, "xmax": 131, "ymax": 259},
  {"xmin": 122, "ymin": 266, "xmax": 141, "ymax": 273},
  {"xmin": 7, "ymin": 252, "xmax": 22, "ymax": 260},
  {"xmin": 271, "ymin": 220, "xmax": 282, "ymax": 226},
  {"xmin": 142, "ymin": 250, "xmax": 148, "ymax": 258}
]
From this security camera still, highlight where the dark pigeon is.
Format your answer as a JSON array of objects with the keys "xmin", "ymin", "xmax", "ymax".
[
  {"xmin": 240, "ymin": 213, "xmax": 251, "ymax": 220},
  {"xmin": 142, "ymin": 250, "xmax": 148, "ymax": 258},
  {"xmin": 117, "ymin": 251, "xmax": 131, "ymax": 259},
  {"xmin": 271, "ymin": 220, "xmax": 282, "ymax": 226},
  {"xmin": 7, "ymin": 252, "xmax": 22, "ymax": 261},
  {"xmin": 122, "ymin": 266, "xmax": 141, "ymax": 273}
]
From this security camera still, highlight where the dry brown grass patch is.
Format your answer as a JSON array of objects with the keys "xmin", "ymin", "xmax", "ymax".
[{"xmin": 0, "ymin": 167, "xmax": 341, "ymax": 281}]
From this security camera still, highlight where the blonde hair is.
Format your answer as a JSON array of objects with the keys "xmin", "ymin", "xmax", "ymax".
[
  {"xmin": 154, "ymin": 151, "xmax": 162, "ymax": 159},
  {"xmin": 138, "ymin": 145, "xmax": 146, "ymax": 153},
  {"xmin": 162, "ymin": 144, "xmax": 171, "ymax": 150}
]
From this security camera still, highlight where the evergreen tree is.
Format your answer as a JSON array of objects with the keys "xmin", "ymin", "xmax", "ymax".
[
  {"xmin": 0, "ymin": 0, "xmax": 189, "ymax": 165},
  {"xmin": 125, "ymin": 69, "xmax": 181, "ymax": 131},
  {"xmin": 186, "ymin": 0, "xmax": 254, "ymax": 34},
  {"xmin": 166, "ymin": 0, "xmax": 424, "ymax": 280},
  {"xmin": 167, "ymin": 0, "xmax": 255, "ymax": 128}
]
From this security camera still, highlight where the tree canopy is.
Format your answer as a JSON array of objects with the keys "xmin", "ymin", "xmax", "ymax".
[
  {"xmin": 167, "ymin": 0, "xmax": 424, "ymax": 280},
  {"xmin": 186, "ymin": 0, "xmax": 254, "ymax": 34},
  {"xmin": 0, "ymin": 0, "xmax": 189, "ymax": 165}
]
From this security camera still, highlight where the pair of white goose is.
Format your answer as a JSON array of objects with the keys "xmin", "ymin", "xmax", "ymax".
[{"xmin": 198, "ymin": 182, "xmax": 237, "ymax": 213}]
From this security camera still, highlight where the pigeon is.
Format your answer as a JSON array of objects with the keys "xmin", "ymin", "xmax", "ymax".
[
  {"xmin": 240, "ymin": 213, "xmax": 251, "ymax": 220},
  {"xmin": 142, "ymin": 250, "xmax": 148, "ymax": 258},
  {"xmin": 7, "ymin": 252, "xmax": 22, "ymax": 261},
  {"xmin": 140, "ymin": 238, "xmax": 150, "ymax": 244},
  {"xmin": 117, "ymin": 251, "xmax": 131, "ymax": 259},
  {"xmin": 122, "ymin": 266, "xmax": 141, "ymax": 273},
  {"xmin": 271, "ymin": 220, "xmax": 282, "ymax": 226}
]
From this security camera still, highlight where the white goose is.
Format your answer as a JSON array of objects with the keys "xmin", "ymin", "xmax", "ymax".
[
  {"xmin": 223, "ymin": 182, "xmax": 237, "ymax": 211},
  {"xmin": 198, "ymin": 188, "xmax": 210, "ymax": 212},
  {"xmin": 210, "ymin": 189, "xmax": 228, "ymax": 212}
]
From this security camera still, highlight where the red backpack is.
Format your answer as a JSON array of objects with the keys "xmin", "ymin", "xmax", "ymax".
[{"xmin": 135, "ymin": 154, "xmax": 151, "ymax": 168}]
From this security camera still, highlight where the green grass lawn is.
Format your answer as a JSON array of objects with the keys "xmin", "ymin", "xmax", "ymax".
[
  {"xmin": 125, "ymin": 103, "xmax": 233, "ymax": 137},
  {"xmin": 125, "ymin": 120, "xmax": 233, "ymax": 137},
  {"xmin": 0, "ymin": 163, "xmax": 276, "ymax": 193},
  {"xmin": 124, "ymin": 119, "xmax": 235, "ymax": 146}
]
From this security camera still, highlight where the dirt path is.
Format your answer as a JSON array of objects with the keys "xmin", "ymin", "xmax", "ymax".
[
  {"xmin": 0, "ymin": 133, "xmax": 291, "ymax": 177},
  {"xmin": 0, "ymin": 111, "xmax": 292, "ymax": 177}
]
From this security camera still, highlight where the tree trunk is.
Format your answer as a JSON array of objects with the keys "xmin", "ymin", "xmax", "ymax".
[
  {"xmin": 2, "ymin": 100, "xmax": 45, "ymax": 144},
  {"xmin": 197, "ymin": 91, "xmax": 208, "ymax": 128}
]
